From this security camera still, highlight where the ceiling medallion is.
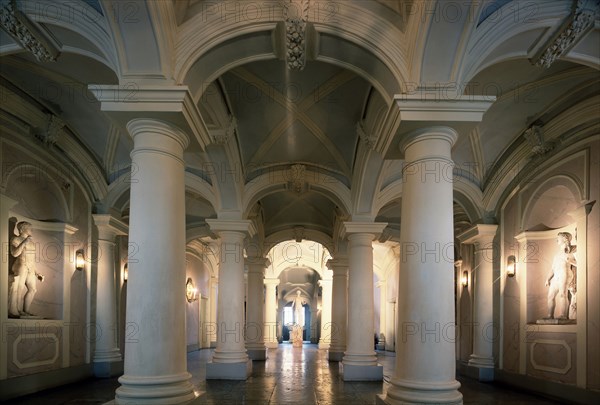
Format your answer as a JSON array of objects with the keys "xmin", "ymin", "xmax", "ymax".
[{"xmin": 283, "ymin": 0, "xmax": 310, "ymax": 70}]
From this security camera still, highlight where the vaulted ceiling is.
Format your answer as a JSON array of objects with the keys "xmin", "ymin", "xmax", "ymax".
[{"xmin": 1, "ymin": 0, "xmax": 598, "ymax": 250}]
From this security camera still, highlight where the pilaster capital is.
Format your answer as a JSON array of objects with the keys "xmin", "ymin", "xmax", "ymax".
[
  {"xmin": 457, "ymin": 224, "xmax": 498, "ymax": 247},
  {"xmin": 342, "ymin": 222, "xmax": 388, "ymax": 240},
  {"xmin": 246, "ymin": 256, "xmax": 271, "ymax": 272},
  {"xmin": 206, "ymin": 219, "xmax": 256, "ymax": 238},
  {"xmin": 93, "ymin": 214, "xmax": 128, "ymax": 241},
  {"xmin": 264, "ymin": 278, "xmax": 280, "ymax": 287}
]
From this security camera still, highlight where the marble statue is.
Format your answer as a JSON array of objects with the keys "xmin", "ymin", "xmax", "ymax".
[
  {"xmin": 544, "ymin": 232, "xmax": 577, "ymax": 320},
  {"xmin": 292, "ymin": 290, "xmax": 306, "ymax": 327},
  {"xmin": 8, "ymin": 221, "xmax": 44, "ymax": 317}
]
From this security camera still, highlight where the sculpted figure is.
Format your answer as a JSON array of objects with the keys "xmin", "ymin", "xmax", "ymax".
[
  {"xmin": 8, "ymin": 222, "xmax": 44, "ymax": 317},
  {"xmin": 292, "ymin": 290, "xmax": 306, "ymax": 326},
  {"xmin": 545, "ymin": 232, "xmax": 576, "ymax": 319}
]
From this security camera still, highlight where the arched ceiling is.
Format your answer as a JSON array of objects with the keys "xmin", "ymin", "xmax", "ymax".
[{"xmin": 1, "ymin": 0, "xmax": 598, "ymax": 249}]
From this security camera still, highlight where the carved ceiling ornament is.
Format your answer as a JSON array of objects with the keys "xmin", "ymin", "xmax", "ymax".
[
  {"xmin": 356, "ymin": 122, "xmax": 376, "ymax": 150},
  {"xmin": 34, "ymin": 114, "xmax": 64, "ymax": 146},
  {"xmin": 288, "ymin": 163, "xmax": 306, "ymax": 193},
  {"xmin": 293, "ymin": 226, "xmax": 305, "ymax": 242},
  {"xmin": 211, "ymin": 115, "xmax": 237, "ymax": 145},
  {"xmin": 283, "ymin": 0, "xmax": 310, "ymax": 70},
  {"xmin": 523, "ymin": 124, "xmax": 554, "ymax": 157},
  {"xmin": 533, "ymin": 0, "xmax": 597, "ymax": 69},
  {"xmin": 0, "ymin": 1, "xmax": 60, "ymax": 62}
]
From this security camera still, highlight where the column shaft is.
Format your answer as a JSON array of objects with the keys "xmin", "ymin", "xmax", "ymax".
[
  {"xmin": 264, "ymin": 279, "xmax": 279, "ymax": 348},
  {"xmin": 93, "ymin": 214, "xmax": 127, "ymax": 377},
  {"xmin": 318, "ymin": 276, "xmax": 333, "ymax": 349},
  {"xmin": 328, "ymin": 258, "xmax": 348, "ymax": 361},
  {"xmin": 115, "ymin": 119, "xmax": 194, "ymax": 404},
  {"xmin": 246, "ymin": 258, "xmax": 269, "ymax": 360},
  {"xmin": 385, "ymin": 127, "xmax": 461, "ymax": 404}
]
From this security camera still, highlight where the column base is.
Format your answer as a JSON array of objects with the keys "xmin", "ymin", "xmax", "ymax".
[
  {"xmin": 93, "ymin": 359, "xmax": 124, "ymax": 378},
  {"xmin": 340, "ymin": 362, "xmax": 383, "ymax": 381},
  {"xmin": 466, "ymin": 356, "xmax": 494, "ymax": 382},
  {"xmin": 328, "ymin": 351, "xmax": 344, "ymax": 362},
  {"xmin": 318, "ymin": 342, "xmax": 330, "ymax": 350},
  {"xmin": 265, "ymin": 341, "xmax": 278, "ymax": 349},
  {"xmin": 378, "ymin": 378, "xmax": 462, "ymax": 404},
  {"xmin": 205, "ymin": 359, "xmax": 252, "ymax": 380},
  {"xmin": 115, "ymin": 372, "xmax": 195, "ymax": 404},
  {"xmin": 246, "ymin": 348, "xmax": 266, "ymax": 361}
]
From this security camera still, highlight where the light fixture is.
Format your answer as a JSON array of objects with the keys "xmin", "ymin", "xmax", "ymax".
[
  {"xmin": 461, "ymin": 271, "xmax": 468, "ymax": 287},
  {"xmin": 123, "ymin": 263, "xmax": 128, "ymax": 282},
  {"xmin": 75, "ymin": 250, "xmax": 85, "ymax": 271},
  {"xmin": 186, "ymin": 278, "xmax": 198, "ymax": 302},
  {"xmin": 506, "ymin": 255, "xmax": 516, "ymax": 278}
]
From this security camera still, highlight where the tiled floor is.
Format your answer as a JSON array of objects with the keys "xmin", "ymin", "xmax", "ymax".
[{"xmin": 6, "ymin": 344, "xmax": 562, "ymax": 404}]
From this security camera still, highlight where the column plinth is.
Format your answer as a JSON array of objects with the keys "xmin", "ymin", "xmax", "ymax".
[
  {"xmin": 341, "ymin": 223, "xmax": 386, "ymax": 381},
  {"xmin": 115, "ymin": 119, "xmax": 194, "ymax": 404}
]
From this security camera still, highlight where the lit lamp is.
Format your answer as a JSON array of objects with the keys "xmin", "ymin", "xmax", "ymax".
[
  {"xmin": 123, "ymin": 263, "xmax": 128, "ymax": 282},
  {"xmin": 75, "ymin": 250, "xmax": 85, "ymax": 271},
  {"xmin": 506, "ymin": 255, "xmax": 516, "ymax": 278},
  {"xmin": 186, "ymin": 278, "xmax": 198, "ymax": 302},
  {"xmin": 461, "ymin": 271, "xmax": 468, "ymax": 287}
]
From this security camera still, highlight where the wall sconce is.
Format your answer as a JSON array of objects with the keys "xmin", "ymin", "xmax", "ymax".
[
  {"xmin": 75, "ymin": 250, "xmax": 85, "ymax": 271},
  {"xmin": 123, "ymin": 263, "xmax": 128, "ymax": 282},
  {"xmin": 506, "ymin": 255, "xmax": 516, "ymax": 278},
  {"xmin": 186, "ymin": 277, "xmax": 198, "ymax": 303},
  {"xmin": 461, "ymin": 271, "xmax": 468, "ymax": 287}
]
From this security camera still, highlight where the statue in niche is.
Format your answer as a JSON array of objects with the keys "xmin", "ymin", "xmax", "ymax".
[
  {"xmin": 292, "ymin": 290, "xmax": 306, "ymax": 327},
  {"xmin": 544, "ymin": 232, "xmax": 577, "ymax": 321},
  {"xmin": 8, "ymin": 221, "xmax": 44, "ymax": 317}
]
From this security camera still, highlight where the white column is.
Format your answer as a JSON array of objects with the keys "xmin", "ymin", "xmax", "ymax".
[
  {"xmin": 209, "ymin": 276, "xmax": 218, "ymax": 347},
  {"xmin": 385, "ymin": 300, "xmax": 396, "ymax": 352},
  {"xmin": 327, "ymin": 257, "xmax": 348, "ymax": 361},
  {"xmin": 341, "ymin": 222, "xmax": 387, "ymax": 381},
  {"xmin": 264, "ymin": 278, "xmax": 279, "ymax": 348},
  {"xmin": 318, "ymin": 271, "xmax": 333, "ymax": 349},
  {"xmin": 206, "ymin": 219, "xmax": 255, "ymax": 380},
  {"xmin": 376, "ymin": 280, "xmax": 387, "ymax": 350},
  {"xmin": 458, "ymin": 224, "xmax": 498, "ymax": 381},
  {"xmin": 115, "ymin": 119, "xmax": 194, "ymax": 404},
  {"xmin": 246, "ymin": 257, "xmax": 269, "ymax": 360},
  {"xmin": 382, "ymin": 127, "xmax": 461, "ymax": 404},
  {"xmin": 92, "ymin": 214, "xmax": 127, "ymax": 377}
]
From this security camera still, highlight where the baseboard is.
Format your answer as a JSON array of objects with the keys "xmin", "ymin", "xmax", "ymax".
[
  {"xmin": 187, "ymin": 343, "xmax": 200, "ymax": 353},
  {"xmin": 0, "ymin": 363, "xmax": 94, "ymax": 401},
  {"xmin": 493, "ymin": 369, "xmax": 600, "ymax": 405}
]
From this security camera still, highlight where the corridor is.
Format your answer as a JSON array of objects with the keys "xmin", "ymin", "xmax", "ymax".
[{"xmin": 7, "ymin": 344, "xmax": 562, "ymax": 404}]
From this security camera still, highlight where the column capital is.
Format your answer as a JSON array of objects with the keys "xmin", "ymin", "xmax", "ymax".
[
  {"xmin": 398, "ymin": 126, "xmax": 458, "ymax": 156},
  {"xmin": 327, "ymin": 257, "xmax": 349, "ymax": 271},
  {"xmin": 264, "ymin": 277, "xmax": 280, "ymax": 286},
  {"xmin": 458, "ymin": 224, "xmax": 498, "ymax": 246},
  {"xmin": 206, "ymin": 219, "xmax": 256, "ymax": 238},
  {"xmin": 127, "ymin": 118, "xmax": 189, "ymax": 150},
  {"xmin": 93, "ymin": 214, "xmax": 128, "ymax": 241},
  {"xmin": 89, "ymin": 85, "xmax": 211, "ymax": 150},
  {"xmin": 246, "ymin": 256, "xmax": 270, "ymax": 271},
  {"xmin": 342, "ymin": 222, "xmax": 387, "ymax": 239}
]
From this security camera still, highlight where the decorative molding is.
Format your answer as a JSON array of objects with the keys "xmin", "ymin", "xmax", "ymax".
[
  {"xmin": 357, "ymin": 122, "xmax": 376, "ymax": 150},
  {"xmin": 293, "ymin": 226, "xmax": 305, "ymax": 242},
  {"xmin": 533, "ymin": 0, "xmax": 597, "ymax": 69},
  {"xmin": 283, "ymin": 0, "xmax": 310, "ymax": 70},
  {"xmin": 0, "ymin": 1, "xmax": 60, "ymax": 62},
  {"xmin": 211, "ymin": 115, "xmax": 237, "ymax": 145},
  {"xmin": 13, "ymin": 333, "xmax": 60, "ymax": 369},
  {"xmin": 530, "ymin": 339, "xmax": 572, "ymax": 374},
  {"xmin": 34, "ymin": 114, "xmax": 64, "ymax": 147},
  {"xmin": 523, "ymin": 124, "xmax": 554, "ymax": 157},
  {"xmin": 288, "ymin": 164, "xmax": 306, "ymax": 194}
]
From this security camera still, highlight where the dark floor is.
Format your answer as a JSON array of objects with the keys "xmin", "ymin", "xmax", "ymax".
[{"xmin": 4, "ymin": 344, "xmax": 562, "ymax": 404}]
